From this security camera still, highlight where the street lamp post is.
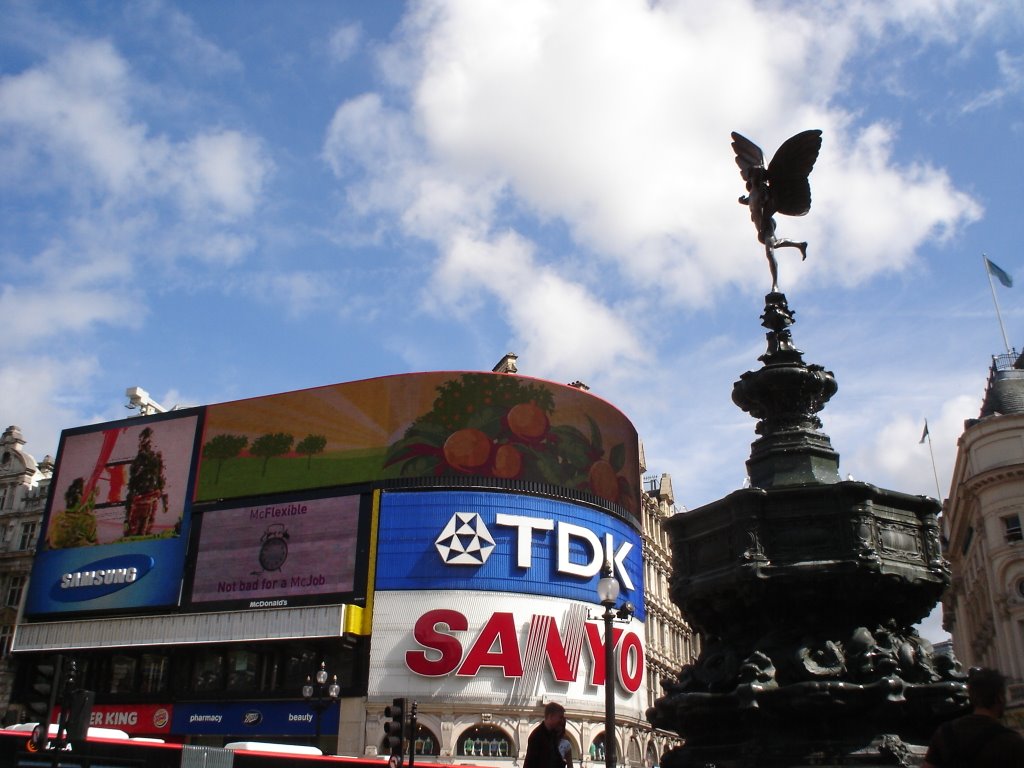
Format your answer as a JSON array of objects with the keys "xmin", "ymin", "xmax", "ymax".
[
  {"xmin": 596, "ymin": 560, "xmax": 633, "ymax": 768},
  {"xmin": 302, "ymin": 661, "xmax": 340, "ymax": 745}
]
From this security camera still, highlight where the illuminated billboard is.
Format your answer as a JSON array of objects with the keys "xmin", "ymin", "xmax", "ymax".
[
  {"xmin": 376, "ymin": 490, "xmax": 645, "ymax": 620},
  {"xmin": 195, "ymin": 372, "xmax": 640, "ymax": 521},
  {"xmin": 368, "ymin": 591, "xmax": 646, "ymax": 720},
  {"xmin": 25, "ymin": 411, "xmax": 202, "ymax": 616},
  {"xmin": 186, "ymin": 492, "xmax": 369, "ymax": 611}
]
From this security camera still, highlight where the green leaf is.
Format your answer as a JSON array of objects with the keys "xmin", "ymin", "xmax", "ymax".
[{"xmin": 609, "ymin": 443, "xmax": 626, "ymax": 473}]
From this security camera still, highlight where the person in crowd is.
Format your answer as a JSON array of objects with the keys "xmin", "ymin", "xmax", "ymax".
[
  {"xmin": 524, "ymin": 702, "xmax": 568, "ymax": 768},
  {"xmin": 923, "ymin": 666, "xmax": 1024, "ymax": 767}
]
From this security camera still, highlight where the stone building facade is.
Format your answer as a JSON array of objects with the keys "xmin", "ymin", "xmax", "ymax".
[
  {"xmin": 638, "ymin": 472, "xmax": 695, "ymax": 766},
  {"xmin": 943, "ymin": 350, "xmax": 1024, "ymax": 730},
  {"xmin": 0, "ymin": 426, "xmax": 52, "ymax": 722}
]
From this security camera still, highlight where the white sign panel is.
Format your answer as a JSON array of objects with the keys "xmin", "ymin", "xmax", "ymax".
[{"xmin": 369, "ymin": 590, "xmax": 646, "ymax": 720}]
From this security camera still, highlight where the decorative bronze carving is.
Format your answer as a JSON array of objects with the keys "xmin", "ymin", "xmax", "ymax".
[{"xmin": 732, "ymin": 130, "xmax": 822, "ymax": 292}]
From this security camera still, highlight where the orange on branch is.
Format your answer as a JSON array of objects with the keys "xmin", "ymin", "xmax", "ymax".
[
  {"xmin": 493, "ymin": 443, "xmax": 523, "ymax": 479},
  {"xmin": 506, "ymin": 402, "xmax": 549, "ymax": 440},
  {"xmin": 443, "ymin": 429, "xmax": 493, "ymax": 472}
]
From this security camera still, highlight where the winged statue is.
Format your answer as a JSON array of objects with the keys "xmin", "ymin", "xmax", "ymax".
[{"xmin": 731, "ymin": 129, "xmax": 822, "ymax": 292}]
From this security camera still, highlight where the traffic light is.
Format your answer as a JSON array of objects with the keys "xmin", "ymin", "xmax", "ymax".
[
  {"xmin": 384, "ymin": 697, "xmax": 407, "ymax": 762},
  {"xmin": 63, "ymin": 689, "xmax": 95, "ymax": 745},
  {"xmin": 26, "ymin": 656, "xmax": 62, "ymax": 750}
]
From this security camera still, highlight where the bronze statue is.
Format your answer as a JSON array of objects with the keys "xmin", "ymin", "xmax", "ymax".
[{"xmin": 731, "ymin": 129, "xmax": 822, "ymax": 291}]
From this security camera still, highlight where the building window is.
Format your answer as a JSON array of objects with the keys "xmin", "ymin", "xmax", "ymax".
[
  {"xmin": 0, "ymin": 624, "xmax": 13, "ymax": 657},
  {"xmin": 226, "ymin": 648, "xmax": 259, "ymax": 691},
  {"xmin": 5, "ymin": 575, "xmax": 25, "ymax": 608},
  {"xmin": 19, "ymin": 522, "xmax": 38, "ymax": 550},
  {"xmin": 590, "ymin": 733, "xmax": 610, "ymax": 762},
  {"xmin": 1003, "ymin": 514, "xmax": 1023, "ymax": 543},
  {"xmin": 457, "ymin": 725, "xmax": 512, "ymax": 757},
  {"xmin": 962, "ymin": 526, "xmax": 974, "ymax": 555},
  {"xmin": 109, "ymin": 655, "xmax": 137, "ymax": 694},
  {"xmin": 194, "ymin": 649, "xmax": 225, "ymax": 692},
  {"xmin": 140, "ymin": 654, "xmax": 169, "ymax": 694},
  {"xmin": 412, "ymin": 725, "xmax": 440, "ymax": 756}
]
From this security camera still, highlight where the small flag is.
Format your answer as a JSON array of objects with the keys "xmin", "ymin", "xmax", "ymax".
[
  {"xmin": 985, "ymin": 256, "xmax": 1013, "ymax": 288},
  {"xmin": 919, "ymin": 420, "xmax": 929, "ymax": 444}
]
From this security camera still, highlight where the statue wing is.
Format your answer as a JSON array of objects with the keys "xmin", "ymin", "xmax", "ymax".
[
  {"xmin": 766, "ymin": 129, "xmax": 822, "ymax": 216},
  {"xmin": 731, "ymin": 131, "xmax": 765, "ymax": 182}
]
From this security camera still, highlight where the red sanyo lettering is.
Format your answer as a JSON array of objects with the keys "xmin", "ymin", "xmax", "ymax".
[{"xmin": 407, "ymin": 609, "xmax": 644, "ymax": 693}]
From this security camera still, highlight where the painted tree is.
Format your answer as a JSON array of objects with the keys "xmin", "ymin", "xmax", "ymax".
[
  {"xmin": 202, "ymin": 433, "xmax": 249, "ymax": 483},
  {"xmin": 295, "ymin": 434, "xmax": 327, "ymax": 469},
  {"xmin": 250, "ymin": 432, "xmax": 294, "ymax": 477}
]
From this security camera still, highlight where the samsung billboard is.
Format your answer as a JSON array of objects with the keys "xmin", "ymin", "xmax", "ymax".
[{"xmin": 25, "ymin": 411, "xmax": 202, "ymax": 617}]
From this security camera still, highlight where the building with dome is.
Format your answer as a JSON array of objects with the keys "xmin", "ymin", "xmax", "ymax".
[
  {"xmin": 0, "ymin": 426, "xmax": 53, "ymax": 720},
  {"xmin": 942, "ymin": 349, "xmax": 1024, "ymax": 731}
]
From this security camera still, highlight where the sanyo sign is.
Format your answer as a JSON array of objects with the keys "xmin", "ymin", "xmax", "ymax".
[{"xmin": 407, "ymin": 606, "xmax": 644, "ymax": 693}]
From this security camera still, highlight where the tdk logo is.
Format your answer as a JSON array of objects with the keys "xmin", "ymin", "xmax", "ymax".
[
  {"xmin": 436, "ymin": 513, "xmax": 495, "ymax": 565},
  {"xmin": 435, "ymin": 511, "xmax": 634, "ymax": 589}
]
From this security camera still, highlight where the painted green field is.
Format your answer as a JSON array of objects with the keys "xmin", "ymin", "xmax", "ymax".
[{"xmin": 194, "ymin": 448, "xmax": 390, "ymax": 501}]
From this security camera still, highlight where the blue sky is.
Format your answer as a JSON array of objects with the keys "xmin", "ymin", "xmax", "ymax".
[{"xmin": 3, "ymin": 0, "xmax": 1023, "ymax": 642}]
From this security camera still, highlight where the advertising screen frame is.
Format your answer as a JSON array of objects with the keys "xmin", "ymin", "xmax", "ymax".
[
  {"xmin": 376, "ymin": 489, "xmax": 646, "ymax": 621},
  {"xmin": 24, "ymin": 409, "xmax": 204, "ymax": 618},
  {"xmin": 183, "ymin": 488, "xmax": 374, "ymax": 613}
]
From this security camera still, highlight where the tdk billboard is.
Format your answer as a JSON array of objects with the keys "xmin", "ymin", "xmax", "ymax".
[{"xmin": 376, "ymin": 490, "xmax": 645, "ymax": 621}]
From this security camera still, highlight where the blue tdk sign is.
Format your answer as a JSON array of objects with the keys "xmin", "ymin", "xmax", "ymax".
[{"xmin": 377, "ymin": 490, "xmax": 645, "ymax": 620}]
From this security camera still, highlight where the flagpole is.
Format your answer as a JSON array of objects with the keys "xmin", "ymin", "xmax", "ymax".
[
  {"xmin": 920, "ymin": 420, "xmax": 943, "ymax": 500},
  {"xmin": 983, "ymin": 253, "xmax": 1012, "ymax": 354},
  {"xmin": 926, "ymin": 431, "xmax": 943, "ymax": 500}
]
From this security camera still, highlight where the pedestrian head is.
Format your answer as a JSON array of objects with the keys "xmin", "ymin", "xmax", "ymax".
[
  {"xmin": 967, "ymin": 667, "xmax": 1007, "ymax": 711},
  {"xmin": 543, "ymin": 702, "xmax": 566, "ymax": 730}
]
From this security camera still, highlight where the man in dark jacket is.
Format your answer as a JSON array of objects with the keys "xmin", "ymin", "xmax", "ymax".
[
  {"xmin": 923, "ymin": 667, "xmax": 1024, "ymax": 767},
  {"xmin": 523, "ymin": 702, "xmax": 567, "ymax": 768}
]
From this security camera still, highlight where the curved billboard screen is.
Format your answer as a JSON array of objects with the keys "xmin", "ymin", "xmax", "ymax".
[{"xmin": 195, "ymin": 372, "xmax": 640, "ymax": 521}]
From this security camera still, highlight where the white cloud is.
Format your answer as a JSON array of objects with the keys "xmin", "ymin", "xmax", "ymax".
[
  {"xmin": 323, "ymin": 0, "xmax": 983, "ymax": 373},
  {"xmin": 0, "ymin": 40, "xmax": 150, "ymax": 194},
  {"xmin": 428, "ymin": 229, "xmax": 646, "ymax": 380},
  {"xmin": 128, "ymin": 0, "xmax": 244, "ymax": 76},
  {"xmin": 0, "ymin": 356, "xmax": 101, "ymax": 457},
  {"xmin": 177, "ymin": 130, "xmax": 270, "ymax": 218},
  {"xmin": 0, "ymin": 35, "xmax": 272, "ymax": 360},
  {"xmin": 963, "ymin": 49, "xmax": 1024, "ymax": 112},
  {"xmin": 329, "ymin": 23, "xmax": 363, "ymax": 62}
]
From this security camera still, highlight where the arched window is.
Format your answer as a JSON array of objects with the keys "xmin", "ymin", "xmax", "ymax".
[
  {"xmin": 627, "ymin": 737, "xmax": 641, "ymax": 766},
  {"xmin": 589, "ymin": 733, "xmax": 613, "ymax": 762},
  {"xmin": 645, "ymin": 740, "xmax": 659, "ymax": 768},
  {"xmin": 413, "ymin": 724, "xmax": 440, "ymax": 756},
  {"xmin": 457, "ymin": 725, "xmax": 513, "ymax": 758},
  {"xmin": 378, "ymin": 724, "xmax": 441, "ymax": 758}
]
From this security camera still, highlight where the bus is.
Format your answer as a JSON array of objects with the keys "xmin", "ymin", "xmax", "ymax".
[{"xmin": 0, "ymin": 727, "xmax": 418, "ymax": 768}]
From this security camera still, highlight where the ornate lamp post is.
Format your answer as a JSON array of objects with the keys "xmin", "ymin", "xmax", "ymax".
[
  {"xmin": 302, "ymin": 661, "xmax": 340, "ymax": 744},
  {"xmin": 596, "ymin": 561, "xmax": 633, "ymax": 768}
]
